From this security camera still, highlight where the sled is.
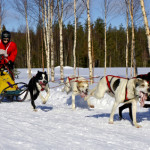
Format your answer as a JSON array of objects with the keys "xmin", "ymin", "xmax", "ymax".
[{"xmin": 0, "ymin": 71, "xmax": 28, "ymax": 103}]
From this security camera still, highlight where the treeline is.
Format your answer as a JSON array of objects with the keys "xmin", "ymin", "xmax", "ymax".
[{"xmin": 10, "ymin": 18, "xmax": 149, "ymax": 68}]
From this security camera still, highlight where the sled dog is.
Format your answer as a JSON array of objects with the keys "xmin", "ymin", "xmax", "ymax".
[
  {"xmin": 85, "ymin": 75, "xmax": 150, "ymax": 128},
  {"xmin": 28, "ymin": 71, "xmax": 50, "ymax": 111},
  {"xmin": 62, "ymin": 75, "xmax": 92, "ymax": 109},
  {"xmin": 119, "ymin": 72, "xmax": 150, "ymax": 120}
]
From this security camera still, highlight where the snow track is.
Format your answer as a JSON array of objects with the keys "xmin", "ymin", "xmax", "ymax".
[{"xmin": 0, "ymin": 67, "xmax": 150, "ymax": 150}]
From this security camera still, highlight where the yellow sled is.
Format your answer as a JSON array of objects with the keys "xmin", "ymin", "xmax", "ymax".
[
  {"xmin": 0, "ymin": 71, "xmax": 28, "ymax": 102},
  {"xmin": 0, "ymin": 71, "xmax": 18, "ymax": 93}
]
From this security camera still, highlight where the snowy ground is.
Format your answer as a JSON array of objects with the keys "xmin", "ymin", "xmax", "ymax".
[{"xmin": 0, "ymin": 67, "xmax": 150, "ymax": 150}]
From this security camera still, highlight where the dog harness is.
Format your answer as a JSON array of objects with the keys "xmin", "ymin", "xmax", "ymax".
[
  {"xmin": 105, "ymin": 75, "xmax": 129, "ymax": 101},
  {"xmin": 68, "ymin": 77, "xmax": 77, "ymax": 83}
]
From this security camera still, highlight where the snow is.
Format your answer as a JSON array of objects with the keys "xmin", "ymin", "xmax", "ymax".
[{"xmin": 1, "ymin": 67, "xmax": 150, "ymax": 150}]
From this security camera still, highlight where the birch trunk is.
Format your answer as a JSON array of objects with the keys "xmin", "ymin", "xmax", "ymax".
[
  {"xmin": 128, "ymin": 0, "xmax": 137, "ymax": 77},
  {"xmin": 25, "ymin": 0, "xmax": 32, "ymax": 79},
  {"xmin": 125, "ymin": 0, "xmax": 129, "ymax": 78},
  {"xmin": 41, "ymin": 0, "xmax": 47, "ymax": 60},
  {"xmin": 87, "ymin": 0, "xmax": 93, "ymax": 83},
  {"xmin": 0, "ymin": 0, "xmax": 4, "ymax": 34},
  {"xmin": 73, "ymin": 0, "xmax": 77, "ymax": 76},
  {"xmin": 45, "ymin": 0, "xmax": 50, "ymax": 81},
  {"xmin": 104, "ymin": 0, "xmax": 107, "ymax": 76},
  {"xmin": 140, "ymin": 0, "xmax": 150, "ymax": 56},
  {"xmin": 50, "ymin": 0, "xmax": 55, "ymax": 82},
  {"xmin": 41, "ymin": 28, "xmax": 44, "ymax": 71},
  {"xmin": 57, "ymin": 0, "xmax": 64, "ymax": 83}
]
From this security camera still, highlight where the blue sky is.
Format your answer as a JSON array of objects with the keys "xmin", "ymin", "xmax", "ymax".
[{"xmin": 3, "ymin": 0, "xmax": 150, "ymax": 32}]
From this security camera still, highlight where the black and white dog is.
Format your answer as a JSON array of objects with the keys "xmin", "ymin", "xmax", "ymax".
[
  {"xmin": 85, "ymin": 75, "xmax": 150, "ymax": 128},
  {"xmin": 119, "ymin": 72, "xmax": 150, "ymax": 120},
  {"xmin": 28, "ymin": 71, "xmax": 50, "ymax": 111}
]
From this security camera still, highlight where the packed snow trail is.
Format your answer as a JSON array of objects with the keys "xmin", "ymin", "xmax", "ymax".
[{"xmin": 0, "ymin": 67, "xmax": 150, "ymax": 150}]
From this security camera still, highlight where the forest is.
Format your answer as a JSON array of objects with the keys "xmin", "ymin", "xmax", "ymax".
[
  {"xmin": 0, "ymin": 0, "xmax": 150, "ymax": 81},
  {"xmin": 9, "ymin": 19, "xmax": 149, "ymax": 69}
]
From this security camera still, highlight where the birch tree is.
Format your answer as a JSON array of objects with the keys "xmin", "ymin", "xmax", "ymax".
[
  {"xmin": 57, "ymin": 0, "xmax": 64, "ymax": 83},
  {"xmin": 14, "ymin": 0, "xmax": 32, "ymax": 78},
  {"xmin": 140, "ymin": 0, "xmax": 150, "ymax": 56},
  {"xmin": 101, "ymin": 0, "xmax": 116, "ymax": 76},
  {"xmin": 25, "ymin": 0, "xmax": 32, "ymax": 78},
  {"xmin": 104, "ymin": 0, "xmax": 107, "ymax": 76},
  {"xmin": 87, "ymin": 0, "xmax": 93, "ymax": 83},
  {"xmin": 44, "ymin": 0, "xmax": 50, "ymax": 81},
  {"xmin": 73, "ymin": 0, "xmax": 77, "ymax": 76},
  {"xmin": 41, "ymin": 0, "xmax": 47, "ymax": 70},
  {"xmin": 40, "ymin": 0, "xmax": 50, "ymax": 80},
  {"xmin": 125, "ymin": 0, "xmax": 129, "ymax": 78},
  {"xmin": 128, "ymin": 0, "xmax": 138, "ymax": 77},
  {"xmin": 50, "ymin": 0, "xmax": 55, "ymax": 82},
  {"xmin": 0, "ymin": 0, "xmax": 4, "ymax": 34}
]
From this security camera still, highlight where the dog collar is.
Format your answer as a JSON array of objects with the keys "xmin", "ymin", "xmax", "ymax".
[{"xmin": 41, "ymin": 88, "xmax": 44, "ymax": 91}]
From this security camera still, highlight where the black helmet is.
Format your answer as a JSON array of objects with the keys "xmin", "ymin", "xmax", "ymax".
[{"xmin": 1, "ymin": 30, "xmax": 11, "ymax": 40}]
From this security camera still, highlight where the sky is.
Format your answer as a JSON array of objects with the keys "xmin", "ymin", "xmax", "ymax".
[{"xmin": 3, "ymin": 0, "xmax": 150, "ymax": 32}]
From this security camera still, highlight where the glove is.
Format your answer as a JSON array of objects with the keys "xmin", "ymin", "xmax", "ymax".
[{"xmin": 7, "ymin": 61, "xmax": 14, "ymax": 70}]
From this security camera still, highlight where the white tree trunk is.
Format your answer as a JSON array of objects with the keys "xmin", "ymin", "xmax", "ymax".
[
  {"xmin": 42, "ymin": 0, "xmax": 47, "ymax": 62},
  {"xmin": 50, "ymin": 0, "xmax": 55, "ymax": 82},
  {"xmin": 104, "ymin": 0, "xmax": 107, "ymax": 76},
  {"xmin": 125, "ymin": 0, "xmax": 129, "ymax": 78},
  {"xmin": 57, "ymin": 0, "xmax": 64, "ymax": 83},
  {"xmin": 87, "ymin": 0, "xmax": 93, "ymax": 83},
  {"xmin": 128, "ymin": 0, "xmax": 137, "ymax": 77},
  {"xmin": 140, "ymin": 0, "xmax": 150, "ymax": 56},
  {"xmin": 25, "ymin": 0, "xmax": 32, "ymax": 79},
  {"xmin": 73, "ymin": 0, "xmax": 77, "ymax": 76},
  {"xmin": 44, "ymin": 0, "xmax": 50, "ymax": 81},
  {"xmin": 0, "ymin": 0, "xmax": 4, "ymax": 34}
]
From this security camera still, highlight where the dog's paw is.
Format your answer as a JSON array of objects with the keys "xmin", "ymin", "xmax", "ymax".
[
  {"xmin": 108, "ymin": 121, "xmax": 114, "ymax": 124},
  {"xmin": 89, "ymin": 105, "xmax": 94, "ymax": 108},
  {"xmin": 134, "ymin": 123, "xmax": 142, "ymax": 128},
  {"xmin": 42, "ymin": 101, "xmax": 47, "ymax": 104},
  {"xmin": 33, "ymin": 109, "xmax": 38, "ymax": 112}
]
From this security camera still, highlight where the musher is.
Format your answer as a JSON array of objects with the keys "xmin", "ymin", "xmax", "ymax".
[{"xmin": 0, "ymin": 30, "xmax": 17, "ymax": 75}]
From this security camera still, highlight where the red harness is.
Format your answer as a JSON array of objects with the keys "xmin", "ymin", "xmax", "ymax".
[
  {"xmin": 68, "ymin": 77, "xmax": 79, "ymax": 83},
  {"xmin": 105, "ymin": 75, "xmax": 129, "ymax": 101}
]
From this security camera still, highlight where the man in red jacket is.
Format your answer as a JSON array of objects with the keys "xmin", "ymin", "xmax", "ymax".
[{"xmin": 0, "ymin": 30, "xmax": 17, "ymax": 70}]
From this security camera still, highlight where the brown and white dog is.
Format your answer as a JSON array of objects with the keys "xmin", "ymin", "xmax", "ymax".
[
  {"xmin": 62, "ymin": 75, "xmax": 92, "ymax": 109},
  {"xmin": 85, "ymin": 75, "xmax": 150, "ymax": 128}
]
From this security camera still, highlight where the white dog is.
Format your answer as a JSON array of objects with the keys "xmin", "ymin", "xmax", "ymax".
[
  {"xmin": 85, "ymin": 75, "xmax": 150, "ymax": 128},
  {"xmin": 62, "ymin": 75, "xmax": 92, "ymax": 109}
]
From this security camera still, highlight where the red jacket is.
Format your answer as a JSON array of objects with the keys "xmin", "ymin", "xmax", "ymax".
[{"xmin": 0, "ymin": 40, "xmax": 17, "ymax": 63}]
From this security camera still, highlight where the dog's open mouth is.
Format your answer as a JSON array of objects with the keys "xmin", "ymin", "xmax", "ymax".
[
  {"xmin": 80, "ymin": 91, "xmax": 88, "ymax": 98},
  {"xmin": 139, "ymin": 91, "xmax": 148, "ymax": 107},
  {"xmin": 39, "ymin": 81, "xmax": 46, "ymax": 89}
]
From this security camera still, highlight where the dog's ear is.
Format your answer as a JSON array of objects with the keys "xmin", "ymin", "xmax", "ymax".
[
  {"xmin": 147, "ymin": 72, "xmax": 150, "ymax": 77},
  {"xmin": 134, "ymin": 78, "xmax": 142, "ymax": 87}
]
